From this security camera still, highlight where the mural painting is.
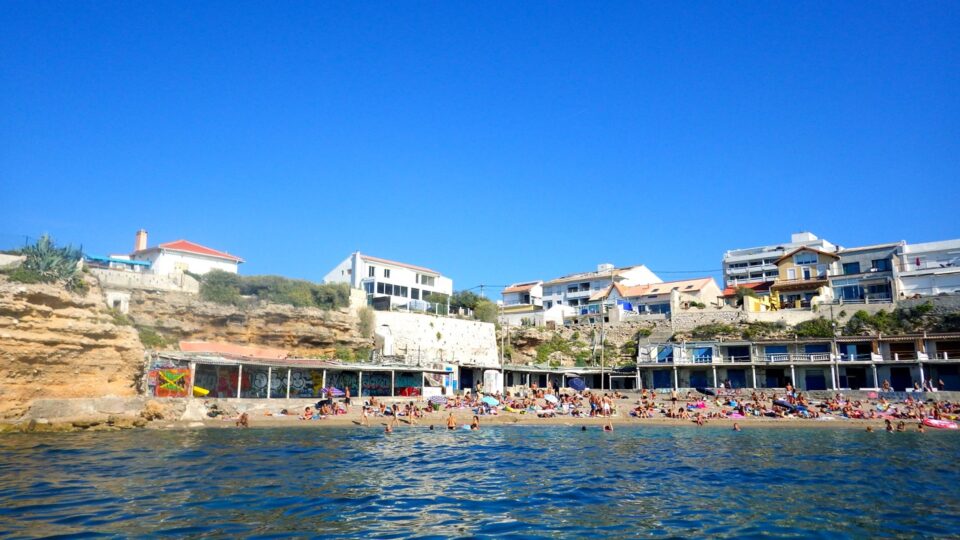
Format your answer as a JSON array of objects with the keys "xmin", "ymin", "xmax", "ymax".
[
  {"xmin": 396, "ymin": 372, "xmax": 421, "ymax": 397},
  {"xmin": 361, "ymin": 371, "xmax": 390, "ymax": 396},
  {"xmin": 153, "ymin": 368, "xmax": 191, "ymax": 398}
]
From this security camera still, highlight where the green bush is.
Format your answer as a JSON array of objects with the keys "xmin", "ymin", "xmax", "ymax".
[
  {"xmin": 793, "ymin": 317, "xmax": 835, "ymax": 338},
  {"xmin": 536, "ymin": 335, "xmax": 573, "ymax": 363},
  {"xmin": 335, "ymin": 347, "xmax": 354, "ymax": 361},
  {"xmin": 109, "ymin": 308, "xmax": 132, "ymax": 326},
  {"xmin": 742, "ymin": 321, "xmax": 786, "ymax": 340},
  {"xmin": 691, "ymin": 323, "xmax": 738, "ymax": 340},
  {"xmin": 9, "ymin": 235, "xmax": 86, "ymax": 292},
  {"xmin": 474, "ymin": 301, "xmax": 498, "ymax": 323},
  {"xmin": 138, "ymin": 327, "xmax": 168, "ymax": 349},
  {"xmin": 636, "ymin": 327, "xmax": 652, "ymax": 338},
  {"xmin": 358, "ymin": 306, "xmax": 375, "ymax": 338},
  {"xmin": 198, "ymin": 270, "xmax": 350, "ymax": 310}
]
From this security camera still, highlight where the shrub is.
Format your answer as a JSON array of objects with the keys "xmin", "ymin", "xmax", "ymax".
[
  {"xmin": 474, "ymin": 301, "xmax": 498, "ymax": 323},
  {"xmin": 691, "ymin": 323, "xmax": 738, "ymax": 340},
  {"xmin": 200, "ymin": 270, "xmax": 243, "ymax": 305},
  {"xmin": 793, "ymin": 317, "xmax": 835, "ymax": 338},
  {"xmin": 536, "ymin": 335, "xmax": 573, "ymax": 363},
  {"xmin": 138, "ymin": 327, "xmax": 168, "ymax": 349},
  {"xmin": 334, "ymin": 347, "xmax": 354, "ymax": 361},
  {"xmin": 742, "ymin": 321, "xmax": 786, "ymax": 340},
  {"xmin": 109, "ymin": 308, "xmax": 132, "ymax": 326},
  {"xmin": 358, "ymin": 306, "xmax": 375, "ymax": 338},
  {"xmin": 636, "ymin": 327, "xmax": 652, "ymax": 338},
  {"xmin": 198, "ymin": 270, "xmax": 350, "ymax": 310},
  {"xmin": 11, "ymin": 234, "xmax": 86, "ymax": 292}
]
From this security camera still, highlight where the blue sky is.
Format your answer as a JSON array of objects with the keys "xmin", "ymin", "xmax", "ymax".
[{"xmin": 2, "ymin": 2, "xmax": 958, "ymax": 292}]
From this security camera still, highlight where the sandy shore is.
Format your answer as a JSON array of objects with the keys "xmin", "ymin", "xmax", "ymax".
[{"xmin": 166, "ymin": 407, "xmax": 926, "ymax": 432}]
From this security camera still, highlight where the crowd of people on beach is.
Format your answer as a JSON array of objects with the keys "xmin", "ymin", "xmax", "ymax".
[{"xmin": 220, "ymin": 376, "xmax": 958, "ymax": 434}]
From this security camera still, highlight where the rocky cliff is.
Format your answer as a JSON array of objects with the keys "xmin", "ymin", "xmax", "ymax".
[
  {"xmin": 0, "ymin": 278, "xmax": 144, "ymax": 419},
  {"xmin": 126, "ymin": 289, "xmax": 370, "ymax": 356}
]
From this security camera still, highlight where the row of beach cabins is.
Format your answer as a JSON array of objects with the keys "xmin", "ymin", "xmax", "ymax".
[{"xmin": 149, "ymin": 332, "xmax": 960, "ymax": 400}]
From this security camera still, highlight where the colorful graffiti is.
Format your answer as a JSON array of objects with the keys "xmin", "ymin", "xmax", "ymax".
[{"xmin": 153, "ymin": 368, "xmax": 190, "ymax": 398}]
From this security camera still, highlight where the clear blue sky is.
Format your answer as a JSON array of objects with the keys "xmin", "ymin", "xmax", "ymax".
[{"xmin": 2, "ymin": 2, "xmax": 958, "ymax": 292}]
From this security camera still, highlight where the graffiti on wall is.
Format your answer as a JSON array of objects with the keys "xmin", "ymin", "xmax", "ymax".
[{"xmin": 153, "ymin": 368, "xmax": 191, "ymax": 397}]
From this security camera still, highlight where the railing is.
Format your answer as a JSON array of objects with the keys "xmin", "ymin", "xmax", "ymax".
[
  {"xmin": 764, "ymin": 353, "xmax": 832, "ymax": 363},
  {"xmin": 721, "ymin": 355, "xmax": 752, "ymax": 363},
  {"xmin": 839, "ymin": 353, "xmax": 873, "ymax": 361}
]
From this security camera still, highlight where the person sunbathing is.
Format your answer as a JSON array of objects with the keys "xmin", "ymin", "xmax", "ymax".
[{"xmin": 300, "ymin": 407, "xmax": 313, "ymax": 420}]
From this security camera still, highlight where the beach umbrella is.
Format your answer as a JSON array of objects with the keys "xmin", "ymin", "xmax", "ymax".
[
  {"xmin": 428, "ymin": 395, "xmax": 448, "ymax": 405},
  {"xmin": 568, "ymin": 377, "xmax": 586, "ymax": 392},
  {"xmin": 326, "ymin": 387, "xmax": 345, "ymax": 397},
  {"xmin": 482, "ymin": 396, "xmax": 500, "ymax": 407},
  {"xmin": 544, "ymin": 394, "xmax": 559, "ymax": 404}
]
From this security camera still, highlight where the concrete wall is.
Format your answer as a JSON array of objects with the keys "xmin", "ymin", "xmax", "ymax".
[
  {"xmin": 671, "ymin": 309, "xmax": 744, "ymax": 331},
  {"xmin": 140, "ymin": 251, "xmax": 239, "ymax": 276},
  {"xmin": 374, "ymin": 311, "xmax": 499, "ymax": 367},
  {"xmin": 91, "ymin": 268, "xmax": 200, "ymax": 293}
]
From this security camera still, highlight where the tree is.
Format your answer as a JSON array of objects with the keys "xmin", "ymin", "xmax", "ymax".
[
  {"xmin": 474, "ymin": 300, "xmax": 498, "ymax": 323},
  {"xmin": 734, "ymin": 286, "xmax": 757, "ymax": 307}
]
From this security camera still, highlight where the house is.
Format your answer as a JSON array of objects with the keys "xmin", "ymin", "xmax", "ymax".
[
  {"xmin": 588, "ymin": 277, "xmax": 723, "ymax": 316},
  {"xmin": 127, "ymin": 230, "xmax": 243, "ymax": 275},
  {"xmin": 722, "ymin": 232, "xmax": 839, "ymax": 288},
  {"xmin": 721, "ymin": 281, "xmax": 773, "ymax": 308},
  {"xmin": 769, "ymin": 247, "xmax": 840, "ymax": 308},
  {"xmin": 540, "ymin": 263, "xmax": 661, "ymax": 311},
  {"xmin": 831, "ymin": 242, "xmax": 904, "ymax": 303},
  {"xmin": 323, "ymin": 251, "xmax": 453, "ymax": 310},
  {"xmin": 896, "ymin": 238, "xmax": 960, "ymax": 298},
  {"xmin": 499, "ymin": 281, "xmax": 544, "ymax": 327}
]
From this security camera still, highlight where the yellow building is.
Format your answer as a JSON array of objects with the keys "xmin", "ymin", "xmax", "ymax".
[{"xmin": 770, "ymin": 247, "xmax": 840, "ymax": 309}]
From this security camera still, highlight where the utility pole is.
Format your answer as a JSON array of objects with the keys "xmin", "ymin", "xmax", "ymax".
[{"xmin": 600, "ymin": 303, "xmax": 606, "ymax": 391}]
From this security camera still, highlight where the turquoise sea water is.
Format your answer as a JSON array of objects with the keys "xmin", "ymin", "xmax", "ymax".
[{"xmin": 0, "ymin": 425, "xmax": 958, "ymax": 539}]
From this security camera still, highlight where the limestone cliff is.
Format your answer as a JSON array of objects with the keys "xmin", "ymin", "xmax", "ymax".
[
  {"xmin": 126, "ymin": 289, "xmax": 371, "ymax": 356},
  {"xmin": 0, "ymin": 278, "xmax": 144, "ymax": 419},
  {"xmin": 503, "ymin": 320, "xmax": 668, "ymax": 367}
]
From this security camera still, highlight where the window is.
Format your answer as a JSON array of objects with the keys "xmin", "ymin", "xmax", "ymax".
[
  {"xmin": 842, "ymin": 262, "xmax": 860, "ymax": 275},
  {"xmin": 368, "ymin": 266, "xmax": 376, "ymax": 277},
  {"xmin": 787, "ymin": 268, "xmax": 796, "ymax": 280},
  {"xmin": 794, "ymin": 252, "xmax": 818, "ymax": 265},
  {"xmin": 384, "ymin": 269, "xmax": 391, "ymax": 278},
  {"xmin": 364, "ymin": 282, "xmax": 374, "ymax": 294},
  {"xmin": 417, "ymin": 274, "xmax": 436, "ymax": 287},
  {"xmin": 567, "ymin": 285, "xmax": 579, "ymax": 293},
  {"xmin": 579, "ymin": 282, "xmax": 590, "ymax": 292},
  {"xmin": 376, "ymin": 282, "xmax": 385, "ymax": 294},
  {"xmin": 545, "ymin": 301, "xmax": 553, "ymax": 309},
  {"xmin": 872, "ymin": 259, "xmax": 892, "ymax": 272},
  {"xmin": 411, "ymin": 288, "xmax": 420, "ymax": 300},
  {"xmin": 522, "ymin": 293, "xmax": 530, "ymax": 304}
]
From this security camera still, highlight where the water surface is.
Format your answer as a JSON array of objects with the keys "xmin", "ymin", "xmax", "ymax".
[{"xmin": 0, "ymin": 425, "xmax": 958, "ymax": 538}]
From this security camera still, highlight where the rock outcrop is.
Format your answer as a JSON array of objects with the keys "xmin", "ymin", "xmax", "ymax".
[
  {"xmin": 126, "ymin": 289, "xmax": 370, "ymax": 356},
  {"xmin": 0, "ymin": 278, "xmax": 144, "ymax": 419}
]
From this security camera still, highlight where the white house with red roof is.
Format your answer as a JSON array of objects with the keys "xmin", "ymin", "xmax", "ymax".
[
  {"xmin": 127, "ymin": 229, "xmax": 244, "ymax": 276},
  {"xmin": 323, "ymin": 251, "xmax": 453, "ymax": 309}
]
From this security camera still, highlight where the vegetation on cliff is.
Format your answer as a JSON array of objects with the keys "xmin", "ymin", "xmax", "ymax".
[
  {"xmin": 1, "ymin": 235, "xmax": 87, "ymax": 293},
  {"xmin": 198, "ymin": 270, "xmax": 350, "ymax": 309},
  {"xmin": 841, "ymin": 302, "xmax": 959, "ymax": 335}
]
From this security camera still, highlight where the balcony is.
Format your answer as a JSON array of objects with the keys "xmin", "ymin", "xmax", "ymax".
[{"xmin": 764, "ymin": 353, "xmax": 832, "ymax": 363}]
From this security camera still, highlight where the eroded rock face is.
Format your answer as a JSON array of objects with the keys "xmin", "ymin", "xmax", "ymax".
[
  {"xmin": 0, "ymin": 278, "xmax": 144, "ymax": 419},
  {"xmin": 126, "ymin": 290, "xmax": 370, "ymax": 356}
]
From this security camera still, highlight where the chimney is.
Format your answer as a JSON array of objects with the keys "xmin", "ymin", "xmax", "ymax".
[{"xmin": 135, "ymin": 229, "xmax": 148, "ymax": 252}]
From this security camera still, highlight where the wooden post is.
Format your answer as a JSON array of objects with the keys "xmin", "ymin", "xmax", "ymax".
[
  {"xmin": 236, "ymin": 364, "xmax": 243, "ymax": 399},
  {"xmin": 286, "ymin": 368, "xmax": 291, "ymax": 400}
]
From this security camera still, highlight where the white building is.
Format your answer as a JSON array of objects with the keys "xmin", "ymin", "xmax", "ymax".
[
  {"xmin": 540, "ymin": 263, "xmax": 661, "ymax": 310},
  {"xmin": 588, "ymin": 277, "xmax": 723, "ymax": 316},
  {"xmin": 128, "ymin": 230, "xmax": 243, "ymax": 276},
  {"xmin": 896, "ymin": 238, "xmax": 960, "ymax": 298},
  {"xmin": 499, "ymin": 281, "xmax": 544, "ymax": 327},
  {"xmin": 323, "ymin": 251, "xmax": 453, "ymax": 309},
  {"xmin": 722, "ymin": 232, "xmax": 839, "ymax": 288}
]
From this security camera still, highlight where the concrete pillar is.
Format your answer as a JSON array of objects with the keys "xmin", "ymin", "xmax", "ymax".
[
  {"xmin": 286, "ymin": 368, "xmax": 291, "ymax": 399},
  {"xmin": 872, "ymin": 364, "xmax": 879, "ymax": 388},
  {"xmin": 918, "ymin": 363, "xmax": 925, "ymax": 387},
  {"xmin": 236, "ymin": 364, "xmax": 243, "ymax": 399},
  {"xmin": 751, "ymin": 365, "xmax": 758, "ymax": 389},
  {"xmin": 189, "ymin": 361, "xmax": 196, "ymax": 400},
  {"xmin": 829, "ymin": 364, "xmax": 836, "ymax": 390},
  {"xmin": 391, "ymin": 370, "xmax": 395, "ymax": 397},
  {"xmin": 712, "ymin": 366, "xmax": 718, "ymax": 388},
  {"xmin": 673, "ymin": 366, "xmax": 678, "ymax": 389},
  {"xmin": 322, "ymin": 370, "xmax": 327, "ymax": 393},
  {"xmin": 790, "ymin": 365, "xmax": 796, "ymax": 389},
  {"xmin": 267, "ymin": 367, "xmax": 272, "ymax": 399},
  {"xmin": 358, "ymin": 371, "xmax": 363, "ymax": 399}
]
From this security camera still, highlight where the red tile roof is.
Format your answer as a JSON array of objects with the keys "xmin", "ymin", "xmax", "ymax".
[
  {"xmin": 774, "ymin": 246, "xmax": 839, "ymax": 264},
  {"xmin": 503, "ymin": 281, "xmax": 540, "ymax": 294},
  {"xmin": 721, "ymin": 281, "xmax": 773, "ymax": 297},
  {"xmin": 136, "ymin": 239, "xmax": 244, "ymax": 263}
]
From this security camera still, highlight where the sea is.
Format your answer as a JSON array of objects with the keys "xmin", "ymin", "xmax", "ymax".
[{"xmin": 0, "ymin": 425, "xmax": 958, "ymax": 539}]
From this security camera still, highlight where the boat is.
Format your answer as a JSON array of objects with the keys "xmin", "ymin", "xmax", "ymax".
[
  {"xmin": 922, "ymin": 418, "xmax": 958, "ymax": 430},
  {"xmin": 193, "ymin": 386, "xmax": 209, "ymax": 397}
]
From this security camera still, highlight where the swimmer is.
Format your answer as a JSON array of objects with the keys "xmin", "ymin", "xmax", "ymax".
[
  {"xmin": 581, "ymin": 426, "xmax": 587, "ymax": 431},
  {"xmin": 470, "ymin": 415, "xmax": 480, "ymax": 431},
  {"xmin": 447, "ymin": 412, "xmax": 457, "ymax": 430},
  {"xmin": 385, "ymin": 424, "xmax": 393, "ymax": 434},
  {"xmin": 733, "ymin": 422, "xmax": 741, "ymax": 432},
  {"xmin": 918, "ymin": 423, "xmax": 925, "ymax": 433},
  {"xmin": 866, "ymin": 426, "xmax": 874, "ymax": 432},
  {"xmin": 603, "ymin": 418, "xmax": 613, "ymax": 432}
]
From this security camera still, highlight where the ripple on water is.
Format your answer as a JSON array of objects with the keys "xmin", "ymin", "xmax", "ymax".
[{"xmin": 0, "ymin": 427, "xmax": 958, "ymax": 538}]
